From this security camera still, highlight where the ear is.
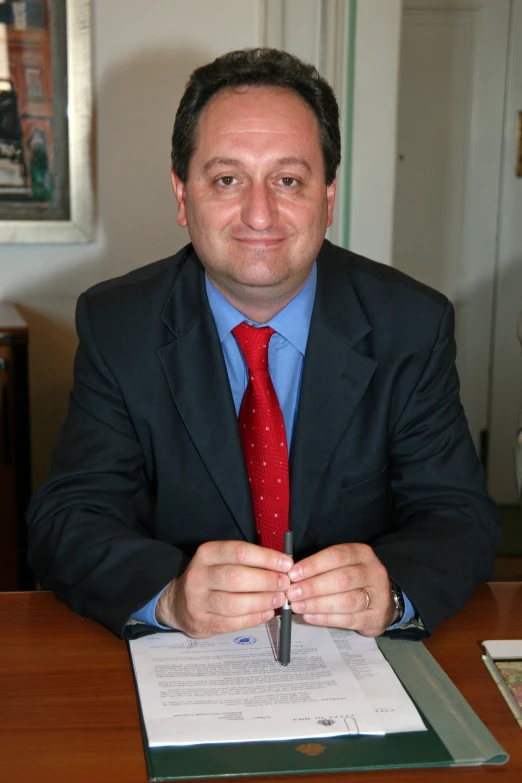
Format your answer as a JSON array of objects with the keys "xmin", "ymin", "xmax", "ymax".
[
  {"xmin": 171, "ymin": 170, "xmax": 188, "ymax": 227},
  {"xmin": 326, "ymin": 179, "xmax": 337, "ymax": 227}
]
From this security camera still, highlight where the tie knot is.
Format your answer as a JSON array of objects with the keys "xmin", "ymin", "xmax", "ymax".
[{"xmin": 232, "ymin": 322, "xmax": 275, "ymax": 371}]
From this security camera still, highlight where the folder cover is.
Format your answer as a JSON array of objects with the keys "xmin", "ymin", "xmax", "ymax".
[{"xmin": 134, "ymin": 637, "xmax": 508, "ymax": 780}]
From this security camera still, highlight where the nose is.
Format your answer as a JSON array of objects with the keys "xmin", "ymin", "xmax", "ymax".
[{"xmin": 240, "ymin": 182, "xmax": 279, "ymax": 231}]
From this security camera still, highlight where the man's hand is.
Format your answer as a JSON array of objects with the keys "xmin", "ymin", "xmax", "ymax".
[
  {"xmin": 155, "ymin": 541, "xmax": 292, "ymax": 638},
  {"xmin": 286, "ymin": 543, "xmax": 396, "ymax": 636}
]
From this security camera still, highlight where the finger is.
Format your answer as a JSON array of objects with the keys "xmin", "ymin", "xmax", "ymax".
[
  {"xmin": 291, "ymin": 587, "xmax": 370, "ymax": 615},
  {"xmin": 206, "ymin": 589, "xmax": 286, "ymax": 617},
  {"xmin": 206, "ymin": 564, "xmax": 290, "ymax": 593},
  {"xmin": 288, "ymin": 543, "xmax": 372, "ymax": 582},
  {"xmin": 196, "ymin": 540, "xmax": 293, "ymax": 572},
  {"xmin": 287, "ymin": 564, "xmax": 366, "ymax": 602}
]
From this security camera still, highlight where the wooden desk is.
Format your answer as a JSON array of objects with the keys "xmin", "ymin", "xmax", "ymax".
[{"xmin": 0, "ymin": 584, "xmax": 520, "ymax": 783}]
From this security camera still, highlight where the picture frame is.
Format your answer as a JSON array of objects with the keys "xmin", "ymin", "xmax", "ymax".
[{"xmin": 0, "ymin": 0, "xmax": 93, "ymax": 243}]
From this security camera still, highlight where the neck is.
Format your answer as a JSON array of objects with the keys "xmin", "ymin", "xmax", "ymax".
[{"xmin": 208, "ymin": 275, "xmax": 311, "ymax": 323}]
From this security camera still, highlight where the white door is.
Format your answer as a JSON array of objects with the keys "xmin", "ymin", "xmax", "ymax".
[
  {"xmin": 487, "ymin": 0, "xmax": 522, "ymax": 504},
  {"xmin": 392, "ymin": 0, "xmax": 512, "ymax": 499}
]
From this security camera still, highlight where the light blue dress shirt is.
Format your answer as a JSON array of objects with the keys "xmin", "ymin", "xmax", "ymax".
[
  {"xmin": 131, "ymin": 264, "xmax": 413, "ymax": 628},
  {"xmin": 206, "ymin": 264, "xmax": 316, "ymax": 452}
]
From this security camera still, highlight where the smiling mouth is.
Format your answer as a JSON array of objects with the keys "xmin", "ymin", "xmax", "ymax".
[{"xmin": 232, "ymin": 237, "xmax": 287, "ymax": 246}]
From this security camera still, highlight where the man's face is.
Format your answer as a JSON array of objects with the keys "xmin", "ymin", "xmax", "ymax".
[{"xmin": 171, "ymin": 86, "xmax": 336, "ymax": 309}]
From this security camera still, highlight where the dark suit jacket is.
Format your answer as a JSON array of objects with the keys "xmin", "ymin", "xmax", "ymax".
[{"xmin": 26, "ymin": 240, "xmax": 500, "ymax": 638}]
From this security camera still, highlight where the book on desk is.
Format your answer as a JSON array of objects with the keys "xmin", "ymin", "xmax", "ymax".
[{"xmin": 482, "ymin": 639, "xmax": 522, "ymax": 729}]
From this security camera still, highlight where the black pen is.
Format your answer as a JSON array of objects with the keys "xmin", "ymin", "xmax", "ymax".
[{"xmin": 279, "ymin": 530, "xmax": 293, "ymax": 666}]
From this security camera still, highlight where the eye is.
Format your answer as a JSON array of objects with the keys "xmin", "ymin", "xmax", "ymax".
[
  {"xmin": 217, "ymin": 176, "xmax": 237, "ymax": 186},
  {"xmin": 279, "ymin": 177, "xmax": 299, "ymax": 188}
]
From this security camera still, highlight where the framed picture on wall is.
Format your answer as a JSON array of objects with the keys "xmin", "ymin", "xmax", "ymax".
[{"xmin": 0, "ymin": 0, "xmax": 92, "ymax": 243}]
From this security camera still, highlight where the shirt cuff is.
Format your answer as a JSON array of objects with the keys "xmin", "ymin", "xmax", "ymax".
[
  {"xmin": 129, "ymin": 588, "xmax": 172, "ymax": 629},
  {"xmin": 386, "ymin": 589, "xmax": 415, "ymax": 630}
]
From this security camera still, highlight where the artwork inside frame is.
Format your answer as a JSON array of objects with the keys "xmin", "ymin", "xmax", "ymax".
[{"xmin": 0, "ymin": 0, "xmax": 93, "ymax": 243}]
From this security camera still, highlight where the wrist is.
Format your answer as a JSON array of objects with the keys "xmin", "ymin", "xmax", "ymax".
[{"xmin": 155, "ymin": 579, "xmax": 180, "ymax": 629}]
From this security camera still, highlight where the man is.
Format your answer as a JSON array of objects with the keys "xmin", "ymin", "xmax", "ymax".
[{"xmin": 26, "ymin": 48, "xmax": 499, "ymax": 641}]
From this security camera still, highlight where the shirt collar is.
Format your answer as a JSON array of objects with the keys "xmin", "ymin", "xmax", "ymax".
[{"xmin": 205, "ymin": 263, "xmax": 317, "ymax": 356}]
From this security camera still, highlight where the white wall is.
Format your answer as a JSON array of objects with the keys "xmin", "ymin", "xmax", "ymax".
[{"xmin": 350, "ymin": 0, "xmax": 402, "ymax": 264}]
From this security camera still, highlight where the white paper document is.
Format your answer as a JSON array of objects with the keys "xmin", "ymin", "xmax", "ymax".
[
  {"xmin": 328, "ymin": 629, "xmax": 426, "ymax": 734},
  {"xmin": 129, "ymin": 618, "xmax": 425, "ymax": 747}
]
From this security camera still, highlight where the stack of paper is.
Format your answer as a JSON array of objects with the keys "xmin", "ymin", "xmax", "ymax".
[{"xmin": 129, "ymin": 617, "xmax": 426, "ymax": 747}]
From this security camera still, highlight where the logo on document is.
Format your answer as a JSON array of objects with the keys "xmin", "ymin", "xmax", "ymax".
[
  {"xmin": 233, "ymin": 635, "xmax": 257, "ymax": 645},
  {"xmin": 317, "ymin": 719, "xmax": 336, "ymax": 726}
]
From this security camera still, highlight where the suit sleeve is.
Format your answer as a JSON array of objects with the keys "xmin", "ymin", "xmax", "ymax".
[
  {"xmin": 372, "ymin": 300, "xmax": 500, "ymax": 637},
  {"xmin": 26, "ymin": 293, "xmax": 189, "ymax": 638}
]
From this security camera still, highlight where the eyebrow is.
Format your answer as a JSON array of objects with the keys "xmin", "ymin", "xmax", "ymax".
[
  {"xmin": 277, "ymin": 157, "xmax": 312, "ymax": 173},
  {"xmin": 202, "ymin": 157, "xmax": 312, "ymax": 174}
]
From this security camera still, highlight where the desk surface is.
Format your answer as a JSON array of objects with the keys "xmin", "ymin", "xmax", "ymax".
[{"xmin": 1, "ymin": 584, "xmax": 521, "ymax": 783}]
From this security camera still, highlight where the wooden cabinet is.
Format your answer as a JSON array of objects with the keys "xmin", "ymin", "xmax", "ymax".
[{"xmin": 0, "ymin": 304, "xmax": 32, "ymax": 590}]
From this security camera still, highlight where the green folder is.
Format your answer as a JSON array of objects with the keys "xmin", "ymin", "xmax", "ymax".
[{"xmin": 134, "ymin": 638, "xmax": 508, "ymax": 781}]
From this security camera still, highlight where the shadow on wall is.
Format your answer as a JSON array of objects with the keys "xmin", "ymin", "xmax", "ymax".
[{"xmin": 8, "ymin": 46, "xmax": 214, "ymax": 490}]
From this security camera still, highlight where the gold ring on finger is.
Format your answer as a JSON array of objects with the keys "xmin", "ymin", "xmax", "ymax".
[{"xmin": 362, "ymin": 588, "xmax": 371, "ymax": 611}]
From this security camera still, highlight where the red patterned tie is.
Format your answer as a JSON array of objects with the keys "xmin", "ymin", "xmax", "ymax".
[{"xmin": 232, "ymin": 322, "xmax": 290, "ymax": 551}]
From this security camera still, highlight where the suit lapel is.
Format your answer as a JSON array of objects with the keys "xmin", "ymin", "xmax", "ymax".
[
  {"xmin": 157, "ymin": 249, "xmax": 255, "ymax": 542},
  {"xmin": 289, "ymin": 244, "xmax": 377, "ymax": 549}
]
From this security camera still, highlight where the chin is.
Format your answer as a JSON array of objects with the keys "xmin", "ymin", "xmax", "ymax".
[{"xmin": 234, "ymin": 265, "xmax": 290, "ymax": 288}]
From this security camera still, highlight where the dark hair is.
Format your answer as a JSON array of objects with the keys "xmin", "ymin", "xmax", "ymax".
[{"xmin": 171, "ymin": 48, "xmax": 340, "ymax": 185}]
